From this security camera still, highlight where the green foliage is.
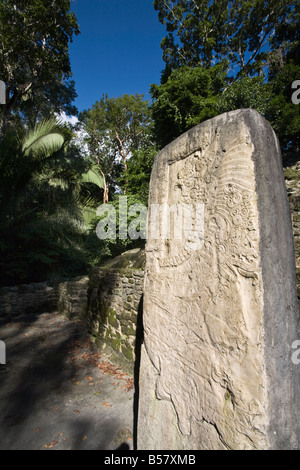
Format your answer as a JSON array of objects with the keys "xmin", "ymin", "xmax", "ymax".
[
  {"xmin": 78, "ymin": 163, "xmax": 105, "ymax": 229},
  {"xmin": 218, "ymin": 62, "xmax": 300, "ymax": 156},
  {"xmin": 219, "ymin": 76, "xmax": 272, "ymax": 115},
  {"xmin": 154, "ymin": 0, "xmax": 298, "ymax": 80},
  {"xmin": 79, "ymin": 93, "xmax": 154, "ymax": 198},
  {"xmin": 151, "ymin": 64, "xmax": 300, "ymax": 155},
  {"xmin": 151, "ymin": 64, "xmax": 227, "ymax": 147},
  {"xmin": 151, "ymin": 1, "xmax": 300, "ymax": 155},
  {"xmin": 0, "ymin": 0, "xmax": 80, "ymax": 134},
  {"xmin": 85, "ymin": 194, "xmax": 147, "ymax": 265},
  {"xmin": 1, "ymin": 0, "xmax": 299, "ymax": 286},
  {"xmin": 264, "ymin": 62, "xmax": 300, "ymax": 156},
  {"xmin": 22, "ymin": 118, "xmax": 67, "ymax": 158},
  {"xmin": 0, "ymin": 118, "xmax": 89, "ymax": 286},
  {"xmin": 121, "ymin": 146, "xmax": 157, "ymax": 204},
  {"xmin": 0, "ymin": 118, "xmax": 70, "ymax": 205},
  {"xmin": 268, "ymin": 1, "xmax": 300, "ymax": 68},
  {"xmin": 81, "ymin": 166, "xmax": 104, "ymax": 189},
  {"xmin": 75, "ymin": 94, "xmax": 156, "ymax": 266}
]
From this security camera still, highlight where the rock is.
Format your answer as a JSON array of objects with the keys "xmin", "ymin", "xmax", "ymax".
[
  {"xmin": 85, "ymin": 250, "xmax": 145, "ymax": 375},
  {"xmin": 137, "ymin": 109, "xmax": 300, "ymax": 450}
]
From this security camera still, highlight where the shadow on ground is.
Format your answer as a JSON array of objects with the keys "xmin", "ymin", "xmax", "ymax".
[{"xmin": 0, "ymin": 311, "xmax": 134, "ymax": 450}]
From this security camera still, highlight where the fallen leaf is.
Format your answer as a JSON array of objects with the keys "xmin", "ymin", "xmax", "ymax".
[
  {"xmin": 44, "ymin": 440, "xmax": 58, "ymax": 449},
  {"xmin": 82, "ymin": 435, "xmax": 87, "ymax": 441},
  {"xmin": 34, "ymin": 427, "xmax": 40, "ymax": 432},
  {"xmin": 74, "ymin": 410, "xmax": 80, "ymax": 413},
  {"xmin": 84, "ymin": 376, "xmax": 93, "ymax": 381}
]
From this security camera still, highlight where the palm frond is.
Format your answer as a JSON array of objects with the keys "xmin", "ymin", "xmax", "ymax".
[
  {"xmin": 81, "ymin": 167, "xmax": 104, "ymax": 189},
  {"xmin": 22, "ymin": 118, "xmax": 65, "ymax": 158},
  {"xmin": 47, "ymin": 178, "xmax": 70, "ymax": 190}
]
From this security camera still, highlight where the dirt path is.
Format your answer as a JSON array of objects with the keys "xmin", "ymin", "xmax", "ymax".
[{"xmin": 0, "ymin": 311, "xmax": 135, "ymax": 450}]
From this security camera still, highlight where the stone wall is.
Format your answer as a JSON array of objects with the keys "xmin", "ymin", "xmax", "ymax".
[
  {"xmin": 57, "ymin": 276, "xmax": 89, "ymax": 320},
  {"xmin": 0, "ymin": 276, "xmax": 89, "ymax": 319},
  {"xmin": 0, "ymin": 249, "xmax": 145, "ymax": 376},
  {"xmin": 284, "ymin": 161, "xmax": 300, "ymax": 311},
  {"xmin": 84, "ymin": 249, "xmax": 145, "ymax": 375},
  {"xmin": 0, "ymin": 281, "xmax": 58, "ymax": 316}
]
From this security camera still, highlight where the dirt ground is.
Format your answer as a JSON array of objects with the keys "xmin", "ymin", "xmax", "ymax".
[{"xmin": 0, "ymin": 310, "xmax": 136, "ymax": 450}]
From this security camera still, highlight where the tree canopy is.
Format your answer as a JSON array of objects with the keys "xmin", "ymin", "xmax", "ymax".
[
  {"xmin": 0, "ymin": 0, "xmax": 80, "ymax": 135},
  {"xmin": 151, "ymin": 0, "xmax": 300, "ymax": 155},
  {"xmin": 79, "ymin": 93, "xmax": 153, "ymax": 201},
  {"xmin": 0, "ymin": 118, "xmax": 90, "ymax": 285},
  {"xmin": 151, "ymin": 63, "xmax": 227, "ymax": 147},
  {"xmin": 154, "ymin": 0, "xmax": 299, "ymax": 81},
  {"xmin": 0, "ymin": 0, "xmax": 299, "ymax": 285}
]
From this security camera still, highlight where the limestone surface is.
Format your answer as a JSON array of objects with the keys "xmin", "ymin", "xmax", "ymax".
[{"xmin": 137, "ymin": 109, "xmax": 300, "ymax": 450}]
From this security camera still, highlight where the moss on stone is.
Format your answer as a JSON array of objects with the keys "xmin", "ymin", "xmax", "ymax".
[
  {"xmin": 93, "ymin": 248, "xmax": 146, "ymax": 272},
  {"xmin": 284, "ymin": 167, "xmax": 300, "ymax": 181},
  {"xmin": 105, "ymin": 326, "xmax": 113, "ymax": 338},
  {"xmin": 124, "ymin": 301, "xmax": 132, "ymax": 311},
  {"xmin": 107, "ymin": 308, "xmax": 118, "ymax": 327},
  {"xmin": 124, "ymin": 324, "xmax": 136, "ymax": 337},
  {"xmin": 84, "ymin": 249, "xmax": 145, "ymax": 374},
  {"xmin": 111, "ymin": 331, "xmax": 122, "ymax": 352},
  {"xmin": 122, "ymin": 344, "xmax": 134, "ymax": 361}
]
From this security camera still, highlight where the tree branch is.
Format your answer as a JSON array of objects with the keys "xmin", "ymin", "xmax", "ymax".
[{"xmin": 115, "ymin": 130, "xmax": 129, "ymax": 194}]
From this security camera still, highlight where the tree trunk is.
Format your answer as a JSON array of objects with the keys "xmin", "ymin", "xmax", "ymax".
[
  {"xmin": 99, "ymin": 167, "xmax": 109, "ymax": 204},
  {"xmin": 115, "ymin": 131, "xmax": 129, "ymax": 194}
]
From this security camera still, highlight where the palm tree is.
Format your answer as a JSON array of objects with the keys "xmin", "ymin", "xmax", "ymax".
[
  {"xmin": 79, "ymin": 162, "xmax": 106, "ymax": 228},
  {"xmin": 0, "ymin": 117, "xmax": 68, "ymax": 205},
  {"xmin": 0, "ymin": 118, "xmax": 90, "ymax": 285}
]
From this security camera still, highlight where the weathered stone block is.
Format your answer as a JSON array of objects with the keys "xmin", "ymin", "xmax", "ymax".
[
  {"xmin": 84, "ymin": 249, "xmax": 145, "ymax": 374},
  {"xmin": 138, "ymin": 109, "xmax": 300, "ymax": 450}
]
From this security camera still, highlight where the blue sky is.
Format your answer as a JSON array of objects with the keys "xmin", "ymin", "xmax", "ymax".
[{"xmin": 69, "ymin": 0, "xmax": 166, "ymax": 113}]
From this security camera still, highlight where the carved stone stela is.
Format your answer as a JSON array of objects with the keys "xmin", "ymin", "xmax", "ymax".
[{"xmin": 138, "ymin": 110, "xmax": 300, "ymax": 450}]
